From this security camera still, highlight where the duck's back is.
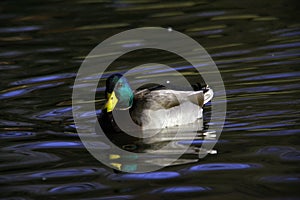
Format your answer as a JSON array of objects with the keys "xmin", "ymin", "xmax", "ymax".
[{"xmin": 130, "ymin": 88, "xmax": 213, "ymax": 130}]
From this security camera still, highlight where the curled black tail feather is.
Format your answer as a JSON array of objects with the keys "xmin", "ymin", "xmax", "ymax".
[{"xmin": 192, "ymin": 82, "xmax": 209, "ymax": 93}]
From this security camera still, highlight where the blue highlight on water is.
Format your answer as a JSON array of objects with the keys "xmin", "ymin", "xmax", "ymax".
[
  {"xmin": 109, "ymin": 172, "xmax": 180, "ymax": 181},
  {"xmin": 151, "ymin": 186, "xmax": 211, "ymax": 194},
  {"xmin": 48, "ymin": 182, "xmax": 108, "ymax": 194},
  {"xmin": 187, "ymin": 163, "xmax": 258, "ymax": 172}
]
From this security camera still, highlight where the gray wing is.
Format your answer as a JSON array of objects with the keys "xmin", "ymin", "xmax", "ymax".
[{"xmin": 133, "ymin": 89, "xmax": 205, "ymax": 110}]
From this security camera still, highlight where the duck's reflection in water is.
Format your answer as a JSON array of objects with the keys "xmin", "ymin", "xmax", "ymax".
[{"xmin": 94, "ymin": 118, "xmax": 217, "ymax": 172}]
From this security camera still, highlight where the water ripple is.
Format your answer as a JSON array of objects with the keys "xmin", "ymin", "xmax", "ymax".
[
  {"xmin": 280, "ymin": 151, "xmax": 300, "ymax": 161},
  {"xmin": 48, "ymin": 182, "xmax": 108, "ymax": 194},
  {"xmin": 78, "ymin": 195, "xmax": 135, "ymax": 200},
  {"xmin": 108, "ymin": 171, "xmax": 180, "ymax": 181},
  {"xmin": 279, "ymin": 31, "xmax": 300, "ymax": 37},
  {"xmin": 246, "ymin": 129, "xmax": 300, "ymax": 137},
  {"xmin": 0, "ymin": 26, "xmax": 40, "ymax": 33},
  {"xmin": 0, "ymin": 119, "xmax": 34, "ymax": 126},
  {"xmin": 30, "ymin": 107, "xmax": 73, "ymax": 121},
  {"xmin": 0, "ymin": 151, "xmax": 60, "ymax": 171},
  {"xmin": 0, "ymin": 131, "xmax": 36, "ymax": 139},
  {"xmin": 257, "ymin": 42, "xmax": 300, "ymax": 50},
  {"xmin": 1, "ymin": 183, "xmax": 108, "ymax": 196},
  {"xmin": 186, "ymin": 163, "xmax": 260, "ymax": 172},
  {"xmin": 150, "ymin": 186, "xmax": 211, "ymax": 194},
  {"xmin": 0, "ymin": 82, "xmax": 64, "ymax": 100},
  {"xmin": 0, "ymin": 167, "xmax": 109, "ymax": 183},
  {"xmin": 241, "ymin": 71, "xmax": 300, "ymax": 81},
  {"xmin": 3, "ymin": 141, "xmax": 84, "ymax": 150},
  {"xmin": 10, "ymin": 73, "xmax": 76, "ymax": 86},
  {"xmin": 256, "ymin": 146, "xmax": 296, "ymax": 155},
  {"xmin": 260, "ymin": 175, "xmax": 300, "ymax": 183}
]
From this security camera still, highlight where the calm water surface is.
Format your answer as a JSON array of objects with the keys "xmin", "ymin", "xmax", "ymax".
[{"xmin": 1, "ymin": 0, "xmax": 300, "ymax": 199}]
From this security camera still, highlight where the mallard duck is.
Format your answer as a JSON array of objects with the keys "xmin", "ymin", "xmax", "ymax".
[{"xmin": 99, "ymin": 73, "xmax": 213, "ymax": 132}]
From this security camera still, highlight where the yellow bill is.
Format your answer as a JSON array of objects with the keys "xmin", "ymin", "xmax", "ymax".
[{"xmin": 105, "ymin": 92, "xmax": 118, "ymax": 112}]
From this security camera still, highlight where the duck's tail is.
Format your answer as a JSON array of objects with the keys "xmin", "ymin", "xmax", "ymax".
[
  {"xmin": 186, "ymin": 85, "xmax": 213, "ymax": 107},
  {"xmin": 203, "ymin": 87, "xmax": 214, "ymax": 105},
  {"xmin": 191, "ymin": 83, "xmax": 214, "ymax": 105}
]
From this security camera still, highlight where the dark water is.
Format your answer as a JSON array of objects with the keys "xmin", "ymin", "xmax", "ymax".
[{"xmin": 1, "ymin": 0, "xmax": 300, "ymax": 199}]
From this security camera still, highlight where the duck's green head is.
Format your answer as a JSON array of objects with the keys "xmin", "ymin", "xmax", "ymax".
[{"xmin": 104, "ymin": 74, "xmax": 134, "ymax": 112}]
